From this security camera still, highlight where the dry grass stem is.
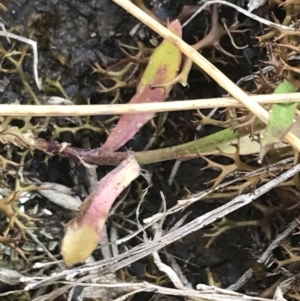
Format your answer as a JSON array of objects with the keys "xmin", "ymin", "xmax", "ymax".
[
  {"xmin": 227, "ymin": 217, "xmax": 300, "ymax": 291},
  {"xmin": 183, "ymin": 0, "xmax": 294, "ymax": 31},
  {"xmin": 0, "ymin": 30, "xmax": 41, "ymax": 90},
  {"xmin": 1, "ymin": 93, "xmax": 300, "ymax": 116}
]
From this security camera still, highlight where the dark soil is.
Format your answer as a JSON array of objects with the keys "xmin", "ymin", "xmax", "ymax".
[{"xmin": 1, "ymin": 0, "xmax": 300, "ymax": 300}]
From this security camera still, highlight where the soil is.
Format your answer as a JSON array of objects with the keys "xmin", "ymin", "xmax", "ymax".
[{"xmin": 1, "ymin": 0, "xmax": 300, "ymax": 300}]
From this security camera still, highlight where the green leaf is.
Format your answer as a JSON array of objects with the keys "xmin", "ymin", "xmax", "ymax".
[
  {"xmin": 100, "ymin": 20, "xmax": 182, "ymax": 152},
  {"xmin": 61, "ymin": 156, "xmax": 140, "ymax": 267},
  {"xmin": 273, "ymin": 80, "xmax": 297, "ymax": 94},
  {"xmin": 260, "ymin": 80, "xmax": 297, "ymax": 161}
]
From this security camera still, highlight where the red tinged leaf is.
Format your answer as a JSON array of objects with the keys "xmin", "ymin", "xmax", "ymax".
[
  {"xmin": 100, "ymin": 20, "xmax": 182, "ymax": 151},
  {"xmin": 61, "ymin": 156, "xmax": 140, "ymax": 266}
]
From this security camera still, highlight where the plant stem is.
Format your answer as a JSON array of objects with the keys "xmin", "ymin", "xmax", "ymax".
[
  {"xmin": 134, "ymin": 123, "xmax": 263, "ymax": 164},
  {"xmin": 32, "ymin": 123, "xmax": 264, "ymax": 166}
]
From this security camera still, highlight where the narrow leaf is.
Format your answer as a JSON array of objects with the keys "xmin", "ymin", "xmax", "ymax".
[
  {"xmin": 100, "ymin": 20, "xmax": 182, "ymax": 151},
  {"xmin": 61, "ymin": 156, "xmax": 140, "ymax": 266},
  {"xmin": 260, "ymin": 80, "xmax": 297, "ymax": 160}
]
